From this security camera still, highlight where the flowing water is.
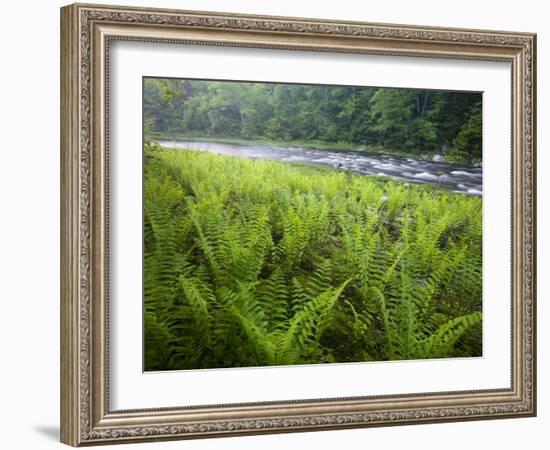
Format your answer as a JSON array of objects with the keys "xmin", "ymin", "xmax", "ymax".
[{"xmin": 156, "ymin": 140, "xmax": 482, "ymax": 196}]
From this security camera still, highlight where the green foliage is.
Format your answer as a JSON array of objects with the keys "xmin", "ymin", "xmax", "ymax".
[
  {"xmin": 144, "ymin": 79, "xmax": 482, "ymax": 164},
  {"xmin": 143, "ymin": 144, "xmax": 483, "ymax": 371},
  {"xmin": 369, "ymin": 89, "xmax": 437, "ymax": 152},
  {"xmin": 447, "ymin": 101, "xmax": 483, "ymax": 165}
]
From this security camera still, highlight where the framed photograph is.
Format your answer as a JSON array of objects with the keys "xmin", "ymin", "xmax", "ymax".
[{"xmin": 60, "ymin": 3, "xmax": 536, "ymax": 446}]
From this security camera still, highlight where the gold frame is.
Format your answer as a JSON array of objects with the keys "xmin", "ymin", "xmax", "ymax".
[{"xmin": 60, "ymin": 2, "xmax": 537, "ymax": 446}]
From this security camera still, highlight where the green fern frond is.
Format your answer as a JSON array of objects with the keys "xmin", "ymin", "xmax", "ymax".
[
  {"xmin": 418, "ymin": 311, "xmax": 482, "ymax": 359},
  {"xmin": 275, "ymin": 279, "xmax": 351, "ymax": 365}
]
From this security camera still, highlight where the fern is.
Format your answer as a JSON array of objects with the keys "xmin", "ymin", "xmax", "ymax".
[
  {"xmin": 143, "ymin": 145, "xmax": 483, "ymax": 370},
  {"xmin": 274, "ymin": 279, "xmax": 351, "ymax": 365},
  {"xmin": 418, "ymin": 312, "xmax": 482, "ymax": 359},
  {"xmin": 256, "ymin": 268, "xmax": 289, "ymax": 328},
  {"xmin": 179, "ymin": 275, "xmax": 214, "ymax": 345}
]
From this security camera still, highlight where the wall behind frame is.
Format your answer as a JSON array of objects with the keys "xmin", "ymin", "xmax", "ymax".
[{"xmin": 0, "ymin": 0, "xmax": 545, "ymax": 449}]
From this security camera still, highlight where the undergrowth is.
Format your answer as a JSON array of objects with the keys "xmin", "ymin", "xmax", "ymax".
[{"xmin": 143, "ymin": 143, "xmax": 482, "ymax": 371}]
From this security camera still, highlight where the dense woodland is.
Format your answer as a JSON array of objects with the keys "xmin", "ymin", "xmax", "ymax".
[{"xmin": 144, "ymin": 78, "xmax": 482, "ymax": 164}]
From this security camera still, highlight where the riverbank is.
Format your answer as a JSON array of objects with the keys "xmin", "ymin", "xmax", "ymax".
[
  {"xmin": 146, "ymin": 132, "xmax": 470, "ymax": 167},
  {"xmin": 154, "ymin": 139, "xmax": 482, "ymax": 195}
]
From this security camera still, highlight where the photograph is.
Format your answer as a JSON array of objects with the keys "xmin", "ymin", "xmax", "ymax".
[{"xmin": 142, "ymin": 77, "xmax": 483, "ymax": 372}]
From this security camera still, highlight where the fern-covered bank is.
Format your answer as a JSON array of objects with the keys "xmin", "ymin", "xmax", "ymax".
[{"xmin": 144, "ymin": 143, "xmax": 482, "ymax": 371}]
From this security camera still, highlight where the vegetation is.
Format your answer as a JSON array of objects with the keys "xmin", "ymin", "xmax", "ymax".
[
  {"xmin": 144, "ymin": 143, "xmax": 482, "ymax": 371},
  {"xmin": 144, "ymin": 78, "xmax": 482, "ymax": 165}
]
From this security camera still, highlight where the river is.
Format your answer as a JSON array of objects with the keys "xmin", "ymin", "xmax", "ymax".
[{"xmin": 156, "ymin": 140, "xmax": 482, "ymax": 196}]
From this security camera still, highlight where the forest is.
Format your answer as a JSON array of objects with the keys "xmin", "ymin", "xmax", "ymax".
[{"xmin": 144, "ymin": 78, "xmax": 482, "ymax": 165}]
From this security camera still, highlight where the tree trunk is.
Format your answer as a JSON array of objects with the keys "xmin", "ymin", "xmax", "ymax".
[{"xmin": 420, "ymin": 92, "xmax": 430, "ymax": 117}]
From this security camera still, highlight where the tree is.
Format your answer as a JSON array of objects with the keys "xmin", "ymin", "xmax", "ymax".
[
  {"xmin": 448, "ymin": 101, "xmax": 482, "ymax": 164},
  {"xmin": 369, "ymin": 89, "xmax": 437, "ymax": 153},
  {"xmin": 143, "ymin": 78, "xmax": 482, "ymax": 165}
]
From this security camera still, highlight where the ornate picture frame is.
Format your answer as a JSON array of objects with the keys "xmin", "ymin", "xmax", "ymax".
[{"xmin": 60, "ymin": 3, "xmax": 536, "ymax": 446}]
